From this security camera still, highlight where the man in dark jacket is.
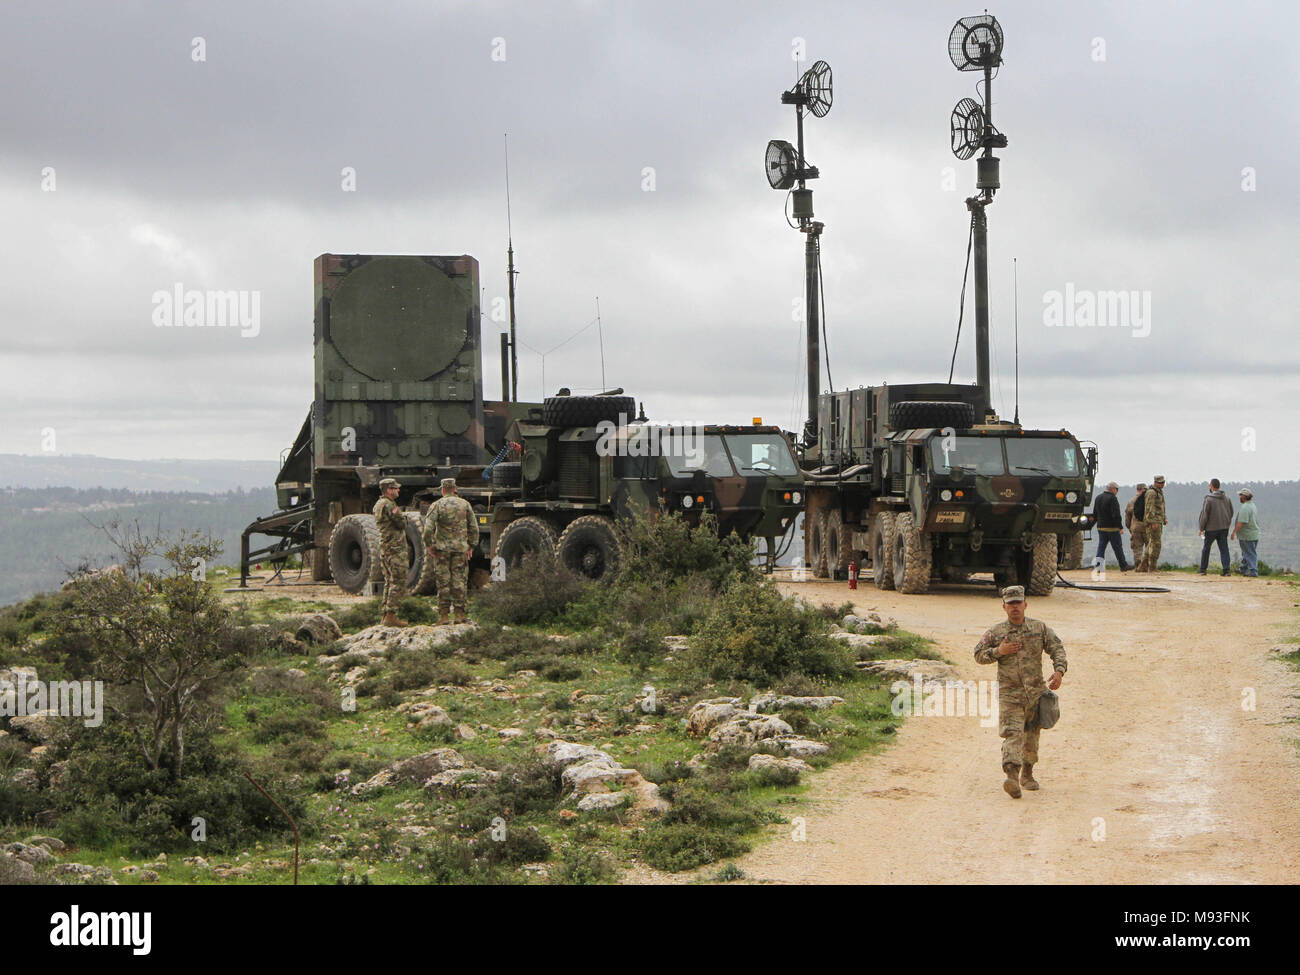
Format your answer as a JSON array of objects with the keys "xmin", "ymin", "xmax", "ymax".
[
  {"xmin": 1091, "ymin": 481, "xmax": 1130, "ymax": 572},
  {"xmin": 1198, "ymin": 478, "xmax": 1234, "ymax": 576}
]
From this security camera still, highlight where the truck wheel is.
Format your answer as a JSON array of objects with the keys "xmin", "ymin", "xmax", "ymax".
[
  {"xmin": 541, "ymin": 395, "xmax": 636, "ymax": 428},
  {"xmin": 495, "ymin": 516, "xmax": 559, "ymax": 574},
  {"xmin": 1058, "ymin": 531, "xmax": 1084, "ymax": 570},
  {"xmin": 1026, "ymin": 533, "xmax": 1058, "ymax": 596},
  {"xmin": 328, "ymin": 514, "xmax": 381, "ymax": 594},
  {"xmin": 558, "ymin": 515, "xmax": 621, "ymax": 582},
  {"xmin": 892, "ymin": 511, "xmax": 932, "ymax": 593},
  {"xmin": 808, "ymin": 509, "xmax": 830, "ymax": 578},
  {"xmin": 406, "ymin": 512, "xmax": 437, "ymax": 595},
  {"xmin": 888, "ymin": 400, "xmax": 975, "ymax": 431},
  {"xmin": 825, "ymin": 510, "xmax": 852, "ymax": 578},
  {"xmin": 872, "ymin": 512, "xmax": 897, "ymax": 590},
  {"xmin": 490, "ymin": 462, "xmax": 522, "ymax": 488}
]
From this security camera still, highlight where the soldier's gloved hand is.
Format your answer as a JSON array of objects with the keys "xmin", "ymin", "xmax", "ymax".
[
  {"xmin": 997, "ymin": 640, "xmax": 1021, "ymax": 657},
  {"xmin": 1048, "ymin": 670, "xmax": 1063, "ymax": 690}
]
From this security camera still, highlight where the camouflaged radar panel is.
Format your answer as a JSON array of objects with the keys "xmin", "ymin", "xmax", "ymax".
[{"xmin": 313, "ymin": 254, "xmax": 486, "ymax": 468}]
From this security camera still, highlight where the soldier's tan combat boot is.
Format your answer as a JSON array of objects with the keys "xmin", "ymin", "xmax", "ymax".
[
  {"xmin": 1020, "ymin": 763, "xmax": 1040, "ymax": 791},
  {"xmin": 453, "ymin": 611, "xmax": 469, "ymax": 625},
  {"xmin": 381, "ymin": 613, "xmax": 409, "ymax": 628},
  {"xmin": 1003, "ymin": 762, "xmax": 1022, "ymax": 799},
  {"xmin": 436, "ymin": 610, "xmax": 451, "ymax": 626}
]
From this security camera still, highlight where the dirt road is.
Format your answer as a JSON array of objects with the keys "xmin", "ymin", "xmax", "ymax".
[{"xmin": 737, "ymin": 570, "xmax": 1300, "ymax": 884}]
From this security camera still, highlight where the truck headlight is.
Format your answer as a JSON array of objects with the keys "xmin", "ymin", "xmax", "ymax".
[
  {"xmin": 792, "ymin": 491, "xmax": 802, "ymax": 505},
  {"xmin": 940, "ymin": 489, "xmax": 953, "ymax": 501},
  {"xmin": 681, "ymin": 495, "xmax": 694, "ymax": 509},
  {"xmin": 1066, "ymin": 491, "xmax": 1078, "ymax": 503}
]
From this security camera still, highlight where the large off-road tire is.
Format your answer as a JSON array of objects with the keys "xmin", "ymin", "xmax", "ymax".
[
  {"xmin": 1058, "ymin": 531, "xmax": 1084, "ymax": 570},
  {"xmin": 328, "ymin": 514, "xmax": 381, "ymax": 594},
  {"xmin": 892, "ymin": 511, "xmax": 932, "ymax": 593},
  {"xmin": 541, "ymin": 395, "xmax": 636, "ymax": 428},
  {"xmin": 557, "ymin": 515, "xmax": 621, "ymax": 582},
  {"xmin": 409, "ymin": 512, "xmax": 440, "ymax": 595},
  {"xmin": 495, "ymin": 516, "xmax": 559, "ymax": 574},
  {"xmin": 872, "ymin": 511, "xmax": 897, "ymax": 591},
  {"xmin": 490, "ymin": 462, "xmax": 522, "ymax": 488},
  {"xmin": 807, "ymin": 509, "xmax": 830, "ymax": 579},
  {"xmin": 888, "ymin": 400, "xmax": 976, "ymax": 431},
  {"xmin": 824, "ymin": 509, "xmax": 852, "ymax": 578},
  {"xmin": 1026, "ymin": 533, "xmax": 1058, "ymax": 596}
]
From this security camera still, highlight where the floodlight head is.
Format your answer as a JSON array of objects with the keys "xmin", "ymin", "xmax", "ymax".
[
  {"xmin": 765, "ymin": 139, "xmax": 798, "ymax": 189},
  {"xmin": 949, "ymin": 14, "xmax": 1003, "ymax": 71}
]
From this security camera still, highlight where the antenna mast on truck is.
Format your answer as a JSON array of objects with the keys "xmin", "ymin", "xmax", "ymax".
[
  {"xmin": 764, "ymin": 59, "xmax": 833, "ymax": 448},
  {"xmin": 505, "ymin": 134, "xmax": 519, "ymax": 402}
]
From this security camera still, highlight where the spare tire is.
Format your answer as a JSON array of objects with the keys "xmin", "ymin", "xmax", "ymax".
[
  {"xmin": 328, "ymin": 514, "xmax": 381, "ymax": 594},
  {"xmin": 490, "ymin": 462, "xmax": 522, "ymax": 487},
  {"xmin": 888, "ymin": 400, "xmax": 975, "ymax": 431},
  {"xmin": 495, "ymin": 516, "xmax": 559, "ymax": 574},
  {"xmin": 542, "ymin": 395, "xmax": 636, "ymax": 428}
]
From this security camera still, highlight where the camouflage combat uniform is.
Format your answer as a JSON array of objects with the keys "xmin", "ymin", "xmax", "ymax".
[
  {"xmin": 1125, "ymin": 494, "xmax": 1146, "ymax": 570},
  {"xmin": 372, "ymin": 495, "xmax": 408, "ymax": 615},
  {"xmin": 422, "ymin": 490, "xmax": 479, "ymax": 618},
  {"xmin": 1140, "ymin": 486, "xmax": 1167, "ymax": 571},
  {"xmin": 974, "ymin": 618, "xmax": 1068, "ymax": 770}
]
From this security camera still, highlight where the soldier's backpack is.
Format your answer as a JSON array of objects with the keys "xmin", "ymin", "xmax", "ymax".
[{"xmin": 1133, "ymin": 492, "xmax": 1147, "ymax": 522}]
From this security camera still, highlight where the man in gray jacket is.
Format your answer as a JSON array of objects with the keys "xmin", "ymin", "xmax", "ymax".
[{"xmin": 1197, "ymin": 478, "xmax": 1234, "ymax": 576}]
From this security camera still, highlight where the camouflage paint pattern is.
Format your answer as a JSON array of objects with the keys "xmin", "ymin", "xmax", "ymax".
[
  {"xmin": 1139, "ymin": 486, "xmax": 1167, "ymax": 570},
  {"xmin": 423, "ymin": 494, "xmax": 477, "ymax": 613},
  {"xmin": 974, "ymin": 618, "xmax": 1068, "ymax": 767}
]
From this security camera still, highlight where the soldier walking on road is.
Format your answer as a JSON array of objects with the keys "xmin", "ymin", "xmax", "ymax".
[
  {"xmin": 1125, "ymin": 483, "xmax": 1147, "ymax": 570},
  {"xmin": 422, "ymin": 477, "xmax": 479, "ymax": 624},
  {"xmin": 373, "ymin": 477, "xmax": 410, "ymax": 628},
  {"xmin": 974, "ymin": 586, "xmax": 1068, "ymax": 798},
  {"xmin": 1137, "ymin": 475, "xmax": 1168, "ymax": 571}
]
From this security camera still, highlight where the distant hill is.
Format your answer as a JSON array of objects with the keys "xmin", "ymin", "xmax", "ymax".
[
  {"xmin": 0, "ymin": 486, "xmax": 278, "ymax": 606},
  {"xmin": 1, "ymin": 454, "xmax": 278, "ymax": 492}
]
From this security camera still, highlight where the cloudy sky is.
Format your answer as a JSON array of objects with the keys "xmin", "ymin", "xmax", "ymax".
[{"xmin": 2, "ymin": 0, "xmax": 1296, "ymax": 486}]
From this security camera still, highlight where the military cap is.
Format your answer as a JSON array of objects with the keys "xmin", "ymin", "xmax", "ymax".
[
  {"xmin": 440, "ymin": 477, "xmax": 458, "ymax": 491},
  {"xmin": 1153, "ymin": 475, "xmax": 1166, "ymax": 484},
  {"xmin": 1001, "ymin": 585, "xmax": 1025, "ymax": 603},
  {"xmin": 1136, "ymin": 482, "xmax": 1147, "ymax": 491},
  {"xmin": 378, "ymin": 477, "xmax": 399, "ymax": 490},
  {"xmin": 1238, "ymin": 487, "xmax": 1253, "ymax": 499}
]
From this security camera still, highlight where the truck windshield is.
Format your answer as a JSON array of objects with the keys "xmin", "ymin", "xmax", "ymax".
[
  {"xmin": 723, "ymin": 433, "xmax": 798, "ymax": 475},
  {"xmin": 661, "ymin": 433, "xmax": 736, "ymax": 477},
  {"xmin": 930, "ymin": 436, "xmax": 1006, "ymax": 475},
  {"xmin": 1005, "ymin": 438, "xmax": 1083, "ymax": 477}
]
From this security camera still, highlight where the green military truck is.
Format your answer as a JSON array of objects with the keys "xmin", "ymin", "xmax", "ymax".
[
  {"xmin": 801, "ymin": 383, "xmax": 1096, "ymax": 595},
  {"xmin": 240, "ymin": 254, "xmax": 802, "ymax": 594}
]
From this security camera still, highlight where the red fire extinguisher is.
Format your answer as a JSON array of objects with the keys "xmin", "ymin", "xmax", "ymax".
[{"xmin": 848, "ymin": 561, "xmax": 858, "ymax": 589}]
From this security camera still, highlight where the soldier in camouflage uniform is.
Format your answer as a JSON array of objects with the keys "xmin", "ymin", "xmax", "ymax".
[
  {"xmin": 1138, "ymin": 474, "xmax": 1168, "ymax": 572},
  {"xmin": 1126, "ymin": 483, "xmax": 1147, "ymax": 571},
  {"xmin": 373, "ymin": 477, "xmax": 410, "ymax": 628},
  {"xmin": 974, "ymin": 586, "xmax": 1068, "ymax": 798},
  {"xmin": 422, "ymin": 477, "xmax": 479, "ymax": 624}
]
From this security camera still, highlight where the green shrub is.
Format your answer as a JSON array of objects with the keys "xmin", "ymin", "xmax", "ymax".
[
  {"xmin": 549, "ymin": 844, "xmax": 617, "ymax": 884},
  {"xmin": 639, "ymin": 824, "xmax": 749, "ymax": 872},
  {"xmin": 474, "ymin": 556, "xmax": 590, "ymax": 626},
  {"xmin": 616, "ymin": 623, "xmax": 668, "ymax": 671},
  {"xmin": 683, "ymin": 579, "xmax": 856, "ymax": 683},
  {"xmin": 616, "ymin": 509, "xmax": 756, "ymax": 593}
]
